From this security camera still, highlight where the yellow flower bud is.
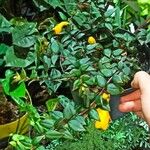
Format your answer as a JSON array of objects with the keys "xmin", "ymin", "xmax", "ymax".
[
  {"xmin": 53, "ymin": 21, "xmax": 69, "ymax": 35},
  {"xmin": 102, "ymin": 93, "xmax": 110, "ymax": 102},
  {"xmin": 88, "ymin": 36, "xmax": 96, "ymax": 44},
  {"xmin": 95, "ymin": 108, "xmax": 110, "ymax": 130},
  {"xmin": 13, "ymin": 72, "xmax": 21, "ymax": 82}
]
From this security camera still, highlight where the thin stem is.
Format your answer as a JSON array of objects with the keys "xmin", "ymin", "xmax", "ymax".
[{"xmin": 26, "ymin": 89, "xmax": 32, "ymax": 105}]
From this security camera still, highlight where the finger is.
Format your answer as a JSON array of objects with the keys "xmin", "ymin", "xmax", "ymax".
[
  {"xmin": 120, "ymin": 90, "xmax": 141, "ymax": 103},
  {"xmin": 131, "ymin": 71, "xmax": 150, "ymax": 92},
  {"xmin": 118, "ymin": 100, "xmax": 142, "ymax": 112}
]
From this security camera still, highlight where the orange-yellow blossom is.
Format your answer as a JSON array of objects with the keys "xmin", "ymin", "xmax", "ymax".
[
  {"xmin": 88, "ymin": 36, "xmax": 96, "ymax": 44},
  {"xmin": 102, "ymin": 93, "xmax": 110, "ymax": 102},
  {"xmin": 95, "ymin": 108, "xmax": 111, "ymax": 130},
  {"xmin": 53, "ymin": 21, "xmax": 69, "ymax": 35}
]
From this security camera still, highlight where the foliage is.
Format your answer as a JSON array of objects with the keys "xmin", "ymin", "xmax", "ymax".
[
  {"xmin": 55, "ymin": 113, "xmax": 150, "ymax": 150},
  {"xmin": 0, "ymin": 0, "xmax": 150, "ymax": 149}
]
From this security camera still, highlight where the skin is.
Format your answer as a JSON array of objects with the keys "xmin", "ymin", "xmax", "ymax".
[{"xmin": 119, "ymin": 71, "xmax": 150, "ymax": 125}]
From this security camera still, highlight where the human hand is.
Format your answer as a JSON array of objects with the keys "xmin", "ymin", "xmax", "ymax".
[{"xmin": 119, "ymin": 71, "xmax": 150, "ymax": 125}]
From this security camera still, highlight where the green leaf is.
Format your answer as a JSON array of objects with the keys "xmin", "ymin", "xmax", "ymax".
[
  {"xmin": 124, "ymin": 1, "xmax": 140, "ymax": 12},
  {"xmin": 0, "ymin": 59, "xmax": 3, "ymax": 66},
  {"xmin": 80, "ymin": 64, "xmax": 89, "ymax": 71},
  {"xmin": 63, "ymin": 103, "xmax": 76, "ymax": 119},
  {"xmin": 112, "ymin": 49, "xmax": 123, "ymax": 56},
  {"xmin": 0, "ymin": 44, "xmax": 10, "ymax": 55},
  {"xmin": 73, "ymin": 12, "xmax": 87, "ymax": 26},
  {"xmin": 44, "ymin": 0, "xmax": 63, "ymax": 9},
  {"xmin": 63, "ymin": 130, "xmax": 73, "ymax": 140},
  {"xmin": 51, "ymin": 38, "xmax": 60, "ymax": 53},
  {"xmin": 76, "ymin": 33, "xmax": 85, "ymax": 39},
  {"xmin": 89, "ymin": 109, "xmax": 99, "ymax": 120},
  {"xmin": 43, "ymin": 56, "xmax": 51, "ymax": 68},
  {"xmin": 103, "ymin": 49, "xmax": 112, "ymax": 57},
  {"xmin": 5, "ymin": 48, "xmax": 35, "ymax": 67},
  {"xmin": 122, "ymin": 66, "xmax": 131, "ymax": 75},
  {"xmin": 99, "ymin": 56, "xmax": 110, "ymax": 64},
  {"xmin": 81, "ymin": 75, "xmax": 90, "ymax": 82},
  {"xmin": 0, "ymin": 15, "xmax": 12, "ymax": 32},
  {"xmin": 75, "ymin": 116, "xmax": 86, "ymax": 125},
  {"xmin": 58, "ymin": 11, "xmax": 67, "ymax": 20},
  {"xmin": 51, "ymin": 54, "xmax": 58, "ymax": 65},
  {"xmin": 105, "ymin": 23, "xmax": 113, "ymax": 31},
  {"xmin": 64, "ymin": 0, "xmax": 77, "ymax": 14},
  {"xmin": 50, "ymin": 69, "xmax": 61, "ymax": 79},
  {"xmin": 32, "ymin": 136, "xmax": 45, "ymax": 145},
  {"xmin": 104, "ymin": 8, "xmax": 116, "ymax": 17},
  {"xmin": 112, "ymin": 74, "xmax": 124, "ymax": 85},
  {"xmin": 68, "ymin": 120, "xmax": 85, "ymax": 132},
  {"xmin": 86, "ymin": 44, "xmax": 97, "ymax": 50},
  {"xmin": 107, "ymin": 83, "xmax": 123, "ymax": 95},
  {"xmin": 122, "ymin": 74, "xmax": 130, "ymax": 83},
  {"xmin": 36, "ymin": 146, "xmax": 46, "ymax": 150},
  {"xmin": 46, "ymin": 98, "xmax": 58, "ymax": 111},
  {"xmin": 58, "ymin": 95, "xmax": 70, "ymax": 108},
  {"xmin": 73, "ymin": 79, "xmax": 81, "ymax": 91},
  {"xmin": 118, "ymin": 61, "xmax": 124, "ymax": 69},
  {"xmin": 85, "ymin": 77, "xmax": 96, "ymax": 86},
  {"xmin": 40, "ymin": 119, "xmax": 55, "ymax": 129},
  {"xmin": 70, "ymin": 69, "xmax": 81, "ymax": 77},
  {"xmin": 10, "ymin": 82, "xmax": 26, "ymax": 98},
  {"xmin": 101, "ymin": 69, "xmax": 112, "ymax": 77},
  {"xmin": 96, "ymin": 75, "xmax": 106, "ymax": 87},
  {"xmin": 12, "ymin": 22, "xmax": 37, "ymax": 47},
  {"xmin": 46, "ymin": 130, "xmax": 63, "ymax": 139},
  {"xmin": 51, "ymin": 111, "xmax": 63, "ymax": 120}
]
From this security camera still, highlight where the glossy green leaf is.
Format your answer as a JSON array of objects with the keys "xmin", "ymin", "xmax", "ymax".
[
  {"xmin": 107, "ymin": 83, "xmax": 123, "ymax": 95},
  {"xmin": 103, "ymin": 49, "xmax": 112, "ymax": 57},
  {"xmin": 68, "ymin": 120, "xmax": 85, "ymax": 132},
  {"xmin": 46, "ymin": 98, "xmax": 58, "ymax": 111},
  {"xmin": 63, "ymin": 103, "xmax": 76, "ymax": 119},
  {"xmin": 112, "ymin": 49, "xmax": 123, "ymax": 56},
  {"xmin": 75, "ymin": 116, "xmax": 86, "ymax": 125},
  {"xmin": 0, "ymin": 15, "xmax": 11, "ymax": 32},
  {"xmin": 46, "ymin": 130, "xmax": 63, "ymax": 139},
  {"xmin": 85, "ymin": 77, "xmax": 96, "ymax": 86},
  {"xmin": 51, "ymin": 38, "xmax": 60, "ymax": 53},
  {"xmin": 100, "ymin": 56, "xmax": 110, "ymax": 64},
  {"xmin": 5, "ymin": 48, "xmax": 34, "ymax": 67},
  {"xmin": 40, "ymin": 119, "xmax": 55, "ymax": 129},
  {"xmin": 123, "ymin": 66, "xmax": 131, "ymax": 75},
  {"xmin": 0, "ymin": 44, "xmax": 10, "ymax": 55},
  {"xmin": 89, "ymin": 109, "xmax": 99, "ymax": 120},
  {"xmin": 73, "ymin": 79, "xmax": 81, "ymax": 91},
  {"xmin": 112, "ymin": 74, "xmax": 124, "ymax": 85},
  {"xmin": 32, "ymin": 136, "xmax": 45, "ymax": 145},
  {"xmin": 96, "ymin": 75, "xmax": 106, "ymax": 87},
  {"xmin": 63, "ymin": 130, "xmax": 74, "ymax": 140},
  {"xmin": 12, "ymin": 22, "xmax": 37, "ymax": 47},
  {"xmin": 101, "ymin": 69, "xmax": 112, "ymax": 77},
  {"xmin": 104, "ymin": 8, "xmax": 116, "ymax": 17}
]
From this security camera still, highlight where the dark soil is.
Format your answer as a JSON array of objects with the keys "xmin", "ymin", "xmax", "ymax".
[
  {"xmin": 0, "ymin": 86, "xmax": 19, "ymax": 125},
  {"xmin": 0, "ymin": 101, "xmax": 19, "ymax": 125}
]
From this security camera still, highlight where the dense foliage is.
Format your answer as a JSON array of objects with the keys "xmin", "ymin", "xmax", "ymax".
[{"xmin": 0, "ymin": 0, "xmax": 150, "ymax": 149}]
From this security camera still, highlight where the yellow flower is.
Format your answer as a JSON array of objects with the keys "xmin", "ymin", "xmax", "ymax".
[
  {"xmin": 13, "ymin": 72, "xmax": 21, "ymax": 82},
  {"xmin": 53, "ymin": 21, "xmax": 69, "ymax": 35},
  {"xmin": 95, "ymin": 108, "xmax": 111, "ymax": 130},
  {"xmin": 88, "ymin": 36, "xmax": 96, "ymax": 44},
  {"xmin": 102, "ymin": 93, "xmax": 110, "ymax": 102}
]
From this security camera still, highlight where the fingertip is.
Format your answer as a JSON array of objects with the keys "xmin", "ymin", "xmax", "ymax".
[
  {"xmin": 118, "ymin": 104, "xmax": 129, "ymax": 112},
  {"xmin": 118, "ymin": 101, "xmax": 141, "ymax": 113}
]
